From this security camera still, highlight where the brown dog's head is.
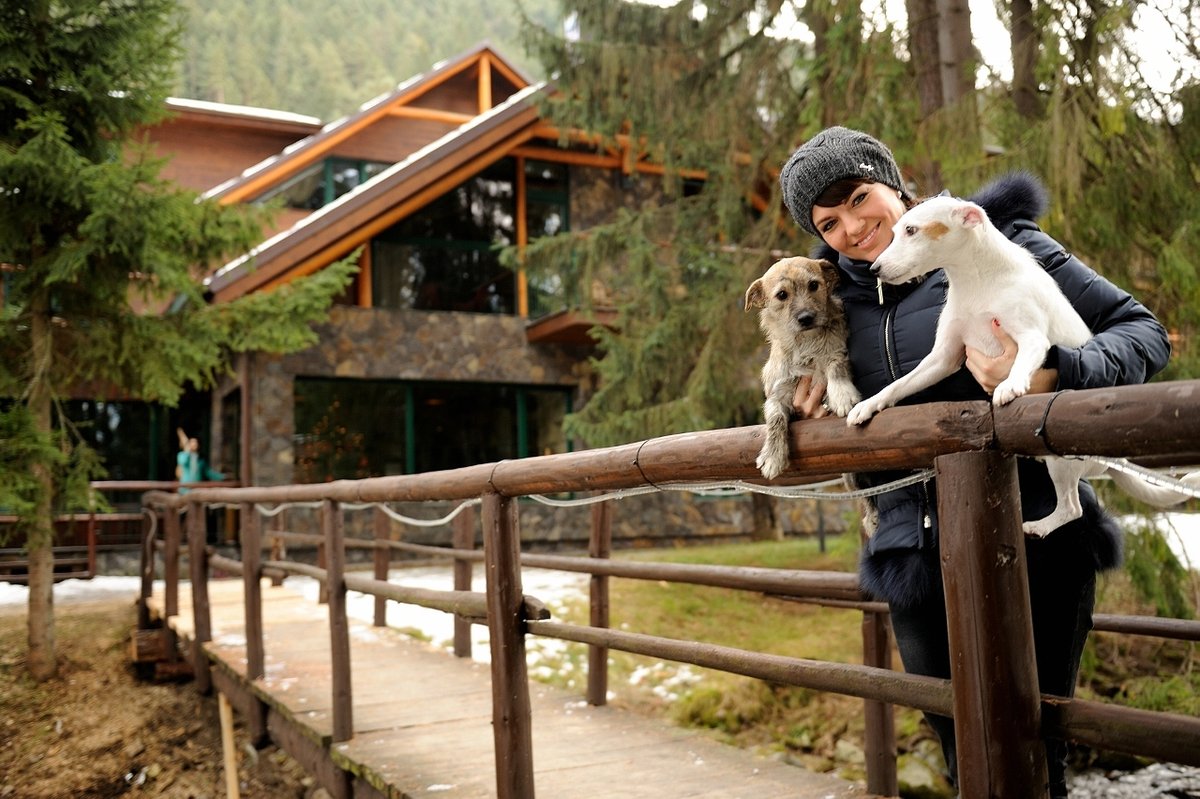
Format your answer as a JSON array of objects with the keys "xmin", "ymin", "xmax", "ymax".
[{"xmin": 744, "ymin": 256, "xmax": 841, "ymax": 337}]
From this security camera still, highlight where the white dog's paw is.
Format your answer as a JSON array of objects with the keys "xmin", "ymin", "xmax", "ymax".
[
  {"xmin": 992, "ymin": 378, "xmax": 1028, "ymax": 406},
  {"xmin": 1022, "ymin": 518, "xmax": 1054, "ymax": 538},
  {"xmin": 846, "ymin": 399, "xmax": 882, "ymax": 426},
  {"xmin": 756, "ymin": 441, "xmax": 788, "ymax": 480}
]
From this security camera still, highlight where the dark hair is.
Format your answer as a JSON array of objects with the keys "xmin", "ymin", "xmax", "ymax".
[{"xmin": 814, "ymin": 178, "xmax": 918, "ymax": 211}]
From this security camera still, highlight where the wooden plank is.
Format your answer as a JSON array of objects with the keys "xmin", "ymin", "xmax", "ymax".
[{"xmin": 149, "ymin": 579, "xmax": 875, "ymax": 799}]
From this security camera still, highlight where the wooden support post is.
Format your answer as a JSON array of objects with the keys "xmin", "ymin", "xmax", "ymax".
[
  {"xmin": 935, "ymin": 450, "xmax": 1048, "ymax": 797},
  {"xmin": 187, "ymin": 501, "xmax": 213, "ymax": 694},
  {"xmin": 452, "ymin": 504, "xmax": 476, "ymax": 658},
  {"xmin": 137, "ymin": 508, "xmax": 154, "ymax": 629},
  {"xmin": 323, "ymin": 499, "xmax": 353, "ymax": 742},
  {"xmin": 481, "ymin": 493, "xmax": 535, "ymax": 799},
  {"xmin": 317, "ymin": 527, "xmax": 329, "ymax": 606},
  {"xmin": 241, "ymin": 502, "xmax": 264, "ymax": 681},
  {"xmin": 164, "ymin": 506, "xmax": 181, "ymax": 618},
  {"xmin": 269, "ymin": 511, "xmax": 285, "ymax": 586},
  {"xmin": 587, "ymin": 500, "xmax": 612, "ymax": 707},
  {"xmin": 862, "ymin": 609, "xmax": 897, "ymax": 796},
  {"xmin": 373, "ymin": 506, "xmax": 390, "ymax": 628},
  {"xmin": 218, "ymin": 691, "xmax": 241, "ymax": 799}
]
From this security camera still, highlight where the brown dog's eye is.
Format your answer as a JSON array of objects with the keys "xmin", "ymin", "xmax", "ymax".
[
  {"xmin": 807, "ymin": 280, "xmax": 820, "ymax": 293},
  {"xmin": 775, "ymin": 289, "xmax": 788, "ymax": 301},
  {"xmin": 904, "ymin": 225, "xmax": 917, "ymax": 236}
]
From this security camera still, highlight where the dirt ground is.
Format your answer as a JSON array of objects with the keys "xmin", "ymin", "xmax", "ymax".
[{"xmin": 0, "ymin": 597, "xmax": 315, "ymax": 799}]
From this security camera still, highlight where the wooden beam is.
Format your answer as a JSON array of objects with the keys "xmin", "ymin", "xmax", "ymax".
[
  {"xmin": 478, "ymin": 53, "xmax": 493, "ymax": 112},
  {"xmin": 356, "ymin": 243, "xmax": 372, "ymax": 307},
  {"xmin": 387, "ymin": 106, "xmax": 473, "ymax": 125},
  {"xmin": 515, "ymin": 155, "xmax": 528, "ymax": 318}
]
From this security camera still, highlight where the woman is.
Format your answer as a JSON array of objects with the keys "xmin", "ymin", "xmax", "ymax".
[{"xmin": 778, "ymin": 126, "xmax": 1171, "ymax": 797}]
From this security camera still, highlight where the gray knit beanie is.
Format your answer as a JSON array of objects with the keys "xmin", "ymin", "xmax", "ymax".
[{"xmin": 780, "ymin": 126, "xmax": 906, "ymax": 238}]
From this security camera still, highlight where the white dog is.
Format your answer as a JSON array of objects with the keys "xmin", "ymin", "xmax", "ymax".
[
  {"xmin": 846, "ymin": 195, "xmax": 1198, "ymax": 537},
  {"xmin": 745, "ymin": 256, "xmax": 861, "ymax": 480}
]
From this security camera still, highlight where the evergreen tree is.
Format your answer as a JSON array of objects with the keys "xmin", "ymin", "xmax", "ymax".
[
  {"xmin": 0, "ymin": 0, "xmax": 355, "ymax": 680},
  {"xmin": 515, "ymin": 0, "xmax": 916, "ymax": 450}
]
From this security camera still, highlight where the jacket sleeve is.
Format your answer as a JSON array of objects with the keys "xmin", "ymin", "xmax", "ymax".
[{"xmin": 1013, "ymin": 222, "xmax": 1171, "ymax": 389}]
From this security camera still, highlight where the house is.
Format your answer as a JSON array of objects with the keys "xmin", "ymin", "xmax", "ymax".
[
  {"xmin": 180, "ymin": 43, "xmax": 685, "ymax": 489},
  {"xmin": 61, "ymin": 43, "xmax": 844, "ymax": 559}
]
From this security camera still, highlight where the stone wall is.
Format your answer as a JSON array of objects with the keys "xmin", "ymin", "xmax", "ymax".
[{"xmin": 243, "ymin": 305, "xmax": 588, "ymax": 487}]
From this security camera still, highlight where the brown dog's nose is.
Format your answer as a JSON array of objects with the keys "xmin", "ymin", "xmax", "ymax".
[{"xmin": 795, "ymin": 311, "xmax": 816, "ymax": 329}]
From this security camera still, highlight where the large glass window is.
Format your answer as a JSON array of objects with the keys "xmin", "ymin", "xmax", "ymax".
[
  {"xmin": 255, "ymin": 157, "xmax": 391, "ymax": 211},
  {"xmin": 524, "ymin": 159, "xmax": 571, "ymax": 318},
  {"xmin": 370, "ymin": 158, "xmax": 518, "ymax": 314},
  {"xmin": 293, "ymin": 377, "xmax": 570, "ymax": 481}
]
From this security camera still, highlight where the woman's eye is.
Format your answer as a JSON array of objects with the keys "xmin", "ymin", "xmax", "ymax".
[
  {"xmin": 820, "ymin": 220, "xmax": 835, "ymax": 233},
  {"xmin": 807, "ymin": 280, "xmax": 820, "ymax": 292},
  {"xmin": 852, "ymin": 191, "xmax": 867, "ymax": 206},
  {"xmin": 775, "ymin": 289, "xmax": 789, "ymax": 301}
]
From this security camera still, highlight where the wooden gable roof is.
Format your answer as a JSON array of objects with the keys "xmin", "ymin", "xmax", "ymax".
[
  {"xmin": 203, "ymin": 44, "xmax": 532, "ymax": 206},
  {"xmin": 205, "ymin": 82, "xmax": 548, "ymax": 302}
]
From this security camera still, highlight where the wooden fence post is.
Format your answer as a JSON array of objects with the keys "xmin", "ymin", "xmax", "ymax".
[
  {"xmin": 862, "ymin": 609, "xmax": 897, "ymax": 796},
  {"xmin": 587, "ymin": 500, "xmax": 612, "ymax": 707},
  {"xmin": 323, "ymin": 499, "xmax": 353, "ymax": 742},
  {"xmin": 187, "ymin": 501, "xmax": 212, "ymax": 694},
  {"xmin": 137, "ymin": 508, "xmax": 155, "ymax": 629},
  {"xmin": 453, "ymin": 504, "xmax": 476, "ymax": 658},
  {"xmin": 935, "ymin": 450, "xmax": 1049, "ymax": 797},
  {"xmin": 164, "ymin": 506, "xmax": 181, "ymax": 618},
  {"xmin": 482, "ymin": 493, "xmax": 535, "ymax": 799},
  {"xmin": 241, "ymin": 502, "xmax": 264, "ymax": 681},
  {"xmin": 269, "ymin": 510, "xmax": 285, "ymax": 586},
  {"xmin": 373, "ymin": 506, "xmax": 390, "ymax": 628}
]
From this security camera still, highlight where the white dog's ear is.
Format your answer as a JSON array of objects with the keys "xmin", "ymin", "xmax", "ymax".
[
  {"xmin": 744, "ymin": 278, "xmax": 766, "ymax": 311},
  {"xmin": 952, "ymin": 201, "xmax": 987, "ymax": 229}
]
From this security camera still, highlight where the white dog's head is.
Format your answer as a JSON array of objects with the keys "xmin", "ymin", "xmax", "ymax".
[{"xmin": 871, "ymin": 195, "xmax": 991, "ymax": 285}]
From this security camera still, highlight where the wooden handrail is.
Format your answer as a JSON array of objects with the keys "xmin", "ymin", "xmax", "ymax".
[{"xmin": 137, "ymin": 380, "xmax": 1200, "ymax": 799}]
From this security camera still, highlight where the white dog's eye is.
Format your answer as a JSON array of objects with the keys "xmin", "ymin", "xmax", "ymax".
[
  {"xmin": 904, "ymin": 225, "xmax": 918, "ymax": 237},
  {"xmin": 807, "ymin": 280, "xmax": 820, "ymax": 293},
  {"xmin": 775, "ymin": 289, "xmax": 788, "ymax": 301}
]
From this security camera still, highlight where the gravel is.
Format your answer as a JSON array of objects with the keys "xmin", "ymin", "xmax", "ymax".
[{"xmin": 1070, "ymin": 762, "xmax": 1200, "ymax": 798}]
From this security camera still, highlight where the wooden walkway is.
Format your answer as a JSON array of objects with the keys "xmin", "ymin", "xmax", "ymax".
[{"xmin": 148, "ymin": 577, "xmax": 878, "ymax": 799}]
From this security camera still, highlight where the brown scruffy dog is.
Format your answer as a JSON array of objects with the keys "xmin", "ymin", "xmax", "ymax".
[{"xmin": 744, "ymin": 256, "xmax": 860, "ymax": 480}]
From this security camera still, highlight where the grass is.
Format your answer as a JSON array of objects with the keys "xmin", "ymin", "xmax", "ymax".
[{"xmin": 525, "ymin": 529, "xmax": 1199, "ymax": 793}]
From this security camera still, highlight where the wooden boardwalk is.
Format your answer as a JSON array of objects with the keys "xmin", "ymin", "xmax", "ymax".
[{"xmin": 148, "ymin": 577, "xmax": 878, "ymax": 799}]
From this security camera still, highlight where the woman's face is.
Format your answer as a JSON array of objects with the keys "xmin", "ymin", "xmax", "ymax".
[{"xmin": 811, "ymin": 182, "xmax": 907, "ymax": 263}]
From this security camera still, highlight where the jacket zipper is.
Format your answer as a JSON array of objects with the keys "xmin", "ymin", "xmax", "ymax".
[{"xmin": 882, "ymin": 305, "xmax": 900, "ymax": 382}]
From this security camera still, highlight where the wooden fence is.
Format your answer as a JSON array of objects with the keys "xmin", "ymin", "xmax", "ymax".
[{"xmin": 138, "ymin": 381, "xmax": 1200, "ymax": 798}]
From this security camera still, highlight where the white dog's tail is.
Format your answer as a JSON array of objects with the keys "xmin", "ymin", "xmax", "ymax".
[{"xmin": 1108, "ymin": 465, "xmax": 1200, "ymax": 508}]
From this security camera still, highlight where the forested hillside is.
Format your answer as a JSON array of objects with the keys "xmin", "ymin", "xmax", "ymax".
[{"xmin": 173, "ymin": 0, "xmax": 562, "ymax": 119}]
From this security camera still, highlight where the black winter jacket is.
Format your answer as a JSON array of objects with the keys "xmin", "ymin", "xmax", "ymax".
[{"xmin": 814, "ymin": 172, "xmax": 1172, "ymax": 609}]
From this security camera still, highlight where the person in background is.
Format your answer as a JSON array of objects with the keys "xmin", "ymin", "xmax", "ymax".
[
  {"xmin": 777, "ymin": 126, "xmax": 1171, "ymax": 797},
  {"xmin": 175, "ymin": 427, "xmax": 224, "ymax": 491}
]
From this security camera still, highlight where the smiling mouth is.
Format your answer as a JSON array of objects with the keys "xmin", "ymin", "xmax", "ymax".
[{"xmin": 855, "ymin": 224, "xmax": 878, "ymax": 249}]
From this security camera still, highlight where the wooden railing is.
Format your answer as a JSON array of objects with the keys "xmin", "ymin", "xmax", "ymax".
[
  {"xmin": 139, "ymin": 380, "xmax": 1200, "ymax": 798},
  {"xmin": 0, "ymin": 480, "xmax": 237, "ymax": 583}
]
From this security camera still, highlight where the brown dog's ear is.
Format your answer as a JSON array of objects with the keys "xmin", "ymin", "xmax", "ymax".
[
  {"xmin": 744, "ymin": 278, "xmax": 767, "ymax": 311},
  {"xmin": 819, "ymin": 259, "xmax": 840, "ymax": 289}
]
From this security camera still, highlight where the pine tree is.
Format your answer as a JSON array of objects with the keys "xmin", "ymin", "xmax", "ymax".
[
  {"xmin": 515, "ymin": 0, "xmax": 917, "ymax": 449},
  {"xmin": 0, "ymin": 0, "xmax": 355, "ymax": 679}
]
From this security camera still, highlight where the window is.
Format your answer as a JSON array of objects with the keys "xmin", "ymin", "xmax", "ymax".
[
  {"xmin": 370, "ymin": 158, "xmax": 517, "ymax": 314},
  {"xmin": 524, "ymin": 159, "xmax": 571, "ymax": 318},
  {"xmin": 293, "ymin": 377, "xmax": 570, "ymax": 481},
  {"xmin": 254, "ymin": 157, "xmax": 391, "ymax": 211}
]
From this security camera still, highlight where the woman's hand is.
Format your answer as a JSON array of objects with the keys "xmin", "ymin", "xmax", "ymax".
[
  {"xmin": 965, "ymin": 319, "xmax": 1058, "ymax": 395},
  {"xmin": 791, "ymin": 374, "xmax": 830, "ymax": 419}
]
